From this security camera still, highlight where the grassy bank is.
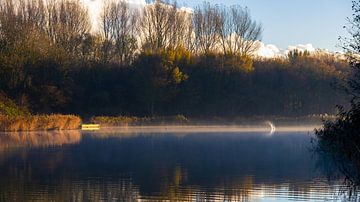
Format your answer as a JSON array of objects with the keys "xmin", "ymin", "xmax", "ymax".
[
  {"xmin": 90, "ymin": 114, "xmax": 332, "ymax": 127},
  {"xmin": 0, "ymin": 115, "xmax": 81, "ymax": 132},
  {"xmin": 90, "ymin": 115, "xmax": 189, "ymax": 127},
  {"xmin": 0, "ymin": 94, "xmax": 82, "ymax": 132}
]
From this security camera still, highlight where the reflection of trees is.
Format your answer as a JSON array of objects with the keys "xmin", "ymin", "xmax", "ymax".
[
  {"xmin": 315, "ymin": 145, "xmax": 360, "ymax": 201},
  {"xmin": 0, "ymin": 177, "xmax": 140, "ymax": 201},
  {"xmin": 0, "ymin": 132, "xmax": 344, "ymax": 201},
  {"xmin": 0, "ymin": 172, "xmax": 335, "ymax": 202},
  {"xmin": 0, "ymin": 131, "xmax": 81, "ymax": 163},
  {"xmin": 0, "ymin": 130, "xmax": 81, "ymax": 149}
]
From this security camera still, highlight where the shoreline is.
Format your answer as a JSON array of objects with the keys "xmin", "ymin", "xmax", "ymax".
[
  {"xmin": 89, "ymin": 115, "xmax": 331, "ymax": 127},
  {"xmin": 85, "ymin": 124, "xmax": 320, "ymax": 134},
  {"xmin": 0, "ymin": 114, "xmax": 330, "ymax": 132}
]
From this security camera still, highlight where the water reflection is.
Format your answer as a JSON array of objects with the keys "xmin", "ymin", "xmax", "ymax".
[
  {"xmin": 315, "ymin": 140, "xmax": 360, "ymax": 201},
  {"xmin": 0, "ymin": 130, "xmax": 81, "ymax": 149},
  {"xmin": 0, "ymin": 130, "xmax": 353, "ymax": 201}
]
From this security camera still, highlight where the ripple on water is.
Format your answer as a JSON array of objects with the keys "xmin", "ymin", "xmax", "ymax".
[{"xmin": 0, "ymin": 130, "xmax": 356, "ymax": 201}]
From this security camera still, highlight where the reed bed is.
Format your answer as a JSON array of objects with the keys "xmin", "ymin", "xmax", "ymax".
[
  {"xmin": 0, "ymin": 114, "xmax": 82, "ymax": 132},
  {"xmin": 90, "ymin": 115, "xmax": 189, "ymax": 127},
  {"xmin": 90, "ymin": 114, "xmax": 329, "ymax": 127}
]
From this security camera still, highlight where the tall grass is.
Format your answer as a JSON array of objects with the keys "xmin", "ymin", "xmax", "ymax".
[
  {"xmin": 90, "ymin": 115, "xmax": 189, "ymax": 126},
  {"xmin": 0, "ymin": 114, "xmax": 82, "ymax": 131},
  {"xmin": 91, "ymin": 114, "xmax": 327, "ymax": 127}
]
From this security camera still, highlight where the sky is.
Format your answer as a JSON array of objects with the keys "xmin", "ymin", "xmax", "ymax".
[
  {"xmin": 83, "ymin": 0, "xmax": 353, "ymax": 54},
  {"xmin": 178, "ymin": 0, "xmax": 353, "ymax": 52}
]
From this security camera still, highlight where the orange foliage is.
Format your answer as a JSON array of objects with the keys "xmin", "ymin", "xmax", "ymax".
[{"xmin": 0, "ymin": 114, "xmax": 82, "ymax": 131}]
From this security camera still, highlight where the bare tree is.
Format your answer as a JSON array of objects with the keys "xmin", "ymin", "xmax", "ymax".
[
  {"xmin": 0, "ymin": 0, "xmax": 50, "ymax": 52},
  {"xmin": 45, "ymin": 0, "xmax": 91, "ymax": 55},
  {"xmin": 140, "ymin": 0, "xmax": 192, "ymax": 52},
  {"xmin": 99, "ymin": 1, "xmax": 113, "ymax": 62},
  {"xmin": 140, "ymin": 0, "xmax": 174, "ymax": 51},
  {"xmin": 0, "ymin": 0, "xmax": 18, "ymax": 45},
  {"xmin": 219, "ymin": 5, "xmax": 262, "ymax": 57},
  {"xmin": 192, "ymin": 2, "xmax": 222, "ymax": 55},
  {"xmin": 17, "ymin": 0, "xmax": 47, "ymax": 31},
  {"xmin": 100, "ymin": 0, "xmax": 139, "ymax": 64}
]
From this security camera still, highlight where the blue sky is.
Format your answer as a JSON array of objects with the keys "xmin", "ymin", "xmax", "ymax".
[{"xmin": 176, "ymin": 0, "xmax": 353, "ymax": 51}]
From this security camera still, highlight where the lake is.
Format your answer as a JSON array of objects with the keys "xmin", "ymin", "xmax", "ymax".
[{"xmin": 0, "ymin": 127, "xmax": 353, "ymax": 201}]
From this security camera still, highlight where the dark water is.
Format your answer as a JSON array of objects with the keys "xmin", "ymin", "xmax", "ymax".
[{"xmin": 0, "ymin": 129, "xmax": 351, "ymax": 201}]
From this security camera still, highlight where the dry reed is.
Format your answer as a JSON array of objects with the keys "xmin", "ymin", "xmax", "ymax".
[
  {"xmin": 90, "ymin": 115, "xmax": 188, "ymax": 127},
  {"xmin": 0, "ymin": 114, "xmax": 82, "ymax": 132}
]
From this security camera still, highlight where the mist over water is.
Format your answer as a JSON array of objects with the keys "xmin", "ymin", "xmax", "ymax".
[
  {"xmin": 0, "ymin": 126, "xmax": 352, "ymax": 201},
  {"xmin": 94, "ymin": 123, "xmax": 319, "ymax": 134}
]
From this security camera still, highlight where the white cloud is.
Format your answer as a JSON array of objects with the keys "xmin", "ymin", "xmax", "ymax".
[
  {"xmin": 81, "ymin": 0, "xmax": 193, "ymax": 32},
  {"xmin": 80, "ymin": 0, "xmax": 146, "ymax": 32},
  {"xmin": 256, "ymin": 42, "xmax": 281, "ymax": 58},
  {"xmin": 256, "ymin": 43, "xmax": 320, "ymax": 58},
  {"xmin": 179, "ymin": 6, "xmax": 193, "ymax": 13},
  {"xmin": 285, "ymin": 43, "xmax": 316, "ymax": 55}
]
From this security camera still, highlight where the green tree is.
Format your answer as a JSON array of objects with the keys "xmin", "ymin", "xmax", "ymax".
[{"xmin": 132, "ymin": 49, "xmax": 188, "ymax": 115}]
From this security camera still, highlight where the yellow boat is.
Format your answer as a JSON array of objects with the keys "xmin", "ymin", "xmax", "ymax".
[{"xmin": 81, "ymin": 124, "xmax": 100, "ymax": 131}]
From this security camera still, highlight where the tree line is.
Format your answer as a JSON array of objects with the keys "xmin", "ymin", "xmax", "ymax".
[{"xmin": 0, "ymin": 0, "xmax": 350, "ymax": 117}]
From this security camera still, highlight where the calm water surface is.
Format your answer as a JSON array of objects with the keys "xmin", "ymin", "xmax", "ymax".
[{"xmin": 0, "ymin": 128, "xmax": 351, "ymax": 201}]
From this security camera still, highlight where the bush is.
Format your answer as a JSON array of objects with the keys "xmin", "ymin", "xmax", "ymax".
[
  {"xmin": 0, "ymin": 93, "xmax": 30, "ymax": 116},
  {"xmin": 315, "ymin": 102, "xmax": 360, "ymax": 199},
  {"xmin": 315, "ymin": 103, "xmax": 360, "ymax": 164}
]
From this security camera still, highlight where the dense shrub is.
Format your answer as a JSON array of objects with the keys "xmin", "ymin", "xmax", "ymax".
[{"xmin": 0, "ymin": 93, "xmax": 30, "ymax": 116}]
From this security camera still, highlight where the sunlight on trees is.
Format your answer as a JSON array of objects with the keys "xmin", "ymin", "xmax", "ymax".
[{"xmin": 0, "ymin": 0, "xmax": 350, "ymax": 116}]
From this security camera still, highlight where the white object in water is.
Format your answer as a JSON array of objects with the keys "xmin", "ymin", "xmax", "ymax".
[{"xmin": 266, "ymin": 121, "xmax": 276, "ymax": 135}]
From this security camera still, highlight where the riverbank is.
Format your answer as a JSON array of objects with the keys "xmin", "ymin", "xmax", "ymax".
[
  {"xmin": 0, "ymin": 115, "xmax": 81, "ymax": 132},
  {"xmin": 90, "ymin": 114, "xmax": 334, "ymax": 127},
  {"xmin": 0, "ymin": 113, "xmax": 334, "ymax": 132}
]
